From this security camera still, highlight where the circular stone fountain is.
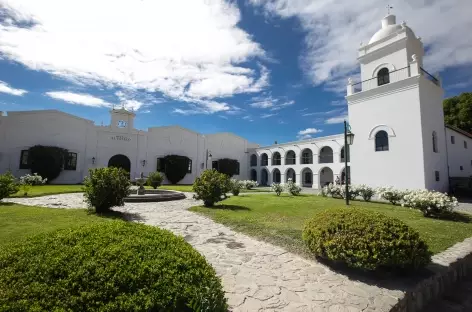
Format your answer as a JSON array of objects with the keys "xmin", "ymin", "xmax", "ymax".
[{"xmin": 124, "ymin": 173, "xmax": 187, "ymax": 203}]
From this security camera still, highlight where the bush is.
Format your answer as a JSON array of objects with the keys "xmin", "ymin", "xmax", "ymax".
[
  {"xmin": 28, "ymin": 145, "xmax": 68, "ymax": 182},
  {"xmin": 0, "ymin": 172, "xmax": 19, "ymax": 200},
  {"xmin": 285, "ymin": 178, "xmax": 301, "ymax": 196},
  {"xmin": 163, "ymin": 155, "xmax": 190, "ymax": 184},
  {"xmin": 19, "ymin": 173, "xmax": 47, "ymax": 186},
  {"xmin": 217, "ymin": 158, "xmax": 240, "ymax": 177},
  {"xmin": 0, "ymin": 222, "xmax": 227, "ymax": 311},
  {"xmin": 271, "ymin": 183, "xmax": 283, "ymax": 196},
  {"xmin": 357, "ymin": 184, "xmax": 375, "ymax": 201},
  {"xmin": 302, "ymin": 208, "xmax": 431, "ymax": 271},
  {"xmin": 83, "ymin": 167, "xmax": 131, "ymax": 213},
  {"xmin": 402, "ymin": 189, "xmax": 458, "ymax": 217},
  {"xmin": 230, "ymin": 179, "xmax": 243, "ymax": 196},
  {"xmin": 377, "ymin": 186, "xmax": 405, "ymax": 205},
  {"xmin": 193, "ymin": 170, "xmax": 230, "ymax": 207},
  {"xmin": 241, "ymin": 180, "xmax": 258, "ymax": 190},
  {"xmin": 147, "ymin": 171, "xmax": 164, "ymax": 189}
]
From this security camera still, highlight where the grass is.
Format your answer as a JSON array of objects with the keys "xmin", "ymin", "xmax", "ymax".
[
  {"xmin": 190, "ymin": 194, "xmax": 472, "ymax": 256},
  {"xmin": 12, "ymin": 184, "xmax": 84, "ymax": 197},
  {"xmin": 0, "ymin": 203, "xmax": 108, "ymax": 247}
]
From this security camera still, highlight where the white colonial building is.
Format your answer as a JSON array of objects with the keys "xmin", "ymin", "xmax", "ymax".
[{"xmin": 0, "ymin": 14, "xmax": 471, "ymax": 191}]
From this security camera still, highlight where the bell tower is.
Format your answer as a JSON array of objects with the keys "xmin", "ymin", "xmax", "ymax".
[
  {"xmin": 346, "ymin": 14, "xmax": 448, "ymax": 191},
  {"xmin": 110, "ymin": 107, "xmax": 135, "ymax": 133}
]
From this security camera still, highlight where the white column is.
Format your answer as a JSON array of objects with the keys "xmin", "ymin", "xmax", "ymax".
[
  {"xmin": 312, "ymin": 172, "xmax": 319, "ymax": 189},
  {"xmin": 410, "ymin": 54, "xmax": 420, "ymax": 76},
  {"xmin": 295, "ymin": 173, "xmax": 301, "ymax": 186},
  {"xmin": 347, "ymin": 77, "xmax": 355, "ymax": 95}
]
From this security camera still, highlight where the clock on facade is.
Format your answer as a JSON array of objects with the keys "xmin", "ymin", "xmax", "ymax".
[{"xmin": 117, "ymin": 120, "xmax": 128, "ymax": 128}]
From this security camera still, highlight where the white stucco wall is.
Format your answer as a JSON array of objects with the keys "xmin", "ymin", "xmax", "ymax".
[{"xmin": 446, "ymin": 127, "xmax": 472, "ymax": 178}]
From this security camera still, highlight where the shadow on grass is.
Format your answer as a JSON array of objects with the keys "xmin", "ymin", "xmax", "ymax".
[
  {"xmin": 313, "ymin": 255, "xmax": 443, "ymax": 291},
  {"xmin": 432, "ymin": 211, "xmax": 472, "ymax": 223},
  {"xmin": 93, "ymin": 210, "xmax": 146, "ymax": 222},
  {"xmin": 212, "ymin": 204, "xmax": 251, "ymax": 211},
  {"xmin": 0, "ymin": 202, "xmax": 15, "ymax": 206}
]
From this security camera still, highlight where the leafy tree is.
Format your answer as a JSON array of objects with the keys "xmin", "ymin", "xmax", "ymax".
[
  {"xmin": 28, "ymin": 145, "xmax": 68, "ymax": 183},
  {"xmin": 443, "ymin": 92, "xmax": 472, "ymax": 133},
  {"xmin": 0, "ymin": 172, "xmax": 19, "ymax": 200},
  {"xmin": 216, "ymin": 158, "xmax": 239, "ymax": 177},
  {"xmin": 163, "ymin": 155, "xmax": 190, "ymax": 184},
  {"xmin": 193, "ymin": 169, "xmax": 230, "ymax": 207}
]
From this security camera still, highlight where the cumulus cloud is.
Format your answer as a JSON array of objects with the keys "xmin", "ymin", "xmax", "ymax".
[
  {"xmin": 0, "ymin": 80, "xmax": 27, "ymax": 96},
  {"xmin": 250, "ymin": 0, "xmax": 472, "ymax": 90},
  {"xmin": 250, "ymin": 94, "xmax": 295, "ymax": 110},
  {"xmin": 297, "ymin": 127, "xmax": 323, "ymax": 140},
  {"xmin": 45, "ymin": 91, "xmax": 111, "ymax": 107},
  {"xmin": 0, "ymin": 0, "xmax": 268, "ymax": 114}
]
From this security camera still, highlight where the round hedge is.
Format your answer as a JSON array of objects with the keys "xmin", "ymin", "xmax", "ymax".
[
  {"xmin": 0, "ymin": 222, "xmax": 227, "ymax": 311},
  {"xmin": 302, "ymin": 208, "xmax": 431, "ymax": 271},
  {"xmin": 28, "ymin": 145, "xmax": 68, "ymax": 182},
  {"xmin": 163, "ymin": 155, "xmax": 190, "ymax": 184}
]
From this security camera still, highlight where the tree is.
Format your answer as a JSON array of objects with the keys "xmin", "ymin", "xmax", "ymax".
[
  {"xmin": 216, "ymin": 158, "xmax": 239, "ymax": 177},
  {"xmin": 443, "ymin": 92, "xmax": 472, "ymax": 133},
  {"xmin": 163, "ymin": 155, "xmax": 190, "ymax": 184},
  {"xmin": 28, "ymin": 145, "xmax": 68, "ymax": 182}
]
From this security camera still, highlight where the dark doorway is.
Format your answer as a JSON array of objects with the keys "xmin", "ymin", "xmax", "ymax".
[{"xmin": 108, "ymin": 154, "xmax": 131, "ymax": 177}]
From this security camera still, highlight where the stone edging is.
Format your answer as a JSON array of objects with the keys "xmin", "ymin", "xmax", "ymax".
[{"xmin": 391, "ymin": 236, "xmax": 472, "ymax": 312}]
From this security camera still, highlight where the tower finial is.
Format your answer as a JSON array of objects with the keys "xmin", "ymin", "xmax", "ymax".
[{"xmin": 386, "ymin": 4, "xmax": 393, "ymax": 15}]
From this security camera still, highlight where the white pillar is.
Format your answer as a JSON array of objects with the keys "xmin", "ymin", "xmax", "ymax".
[
  {"xmin": 347, "ymin": 77, "xmax": 355, "ymax": 95},
  {"xmin": 312, "ymin": 172, "xmax": 319, "ymax": 189},
  {"xmin": 295, "ymin": 173, "xmax": 301, "ymax": 186},
  {"xmin": 410, "ymin": 54, "xmax": 420, "ymax": 76}
]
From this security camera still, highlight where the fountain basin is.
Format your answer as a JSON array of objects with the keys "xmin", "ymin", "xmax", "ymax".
[{"xmin": 124, "ymin": 189, "xmax": 186, "ymax": 203}]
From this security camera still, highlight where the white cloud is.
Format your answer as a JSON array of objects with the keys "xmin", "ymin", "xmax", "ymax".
[
  {"xmin": 325, "ymin": 114, "xmax": 348, "ymax": 124},
  {"xmin": 250, "ymin": 94, "xmax": 294, "ymax": 111},
  {"xmin": 0, "ymin": 0, "xmax": 267, "ymax": 114},
  {"xmin": 302, "ymin": 108, "xmax": 344, "ymax": 117},
  {"xmin": 261, "ymin": 113, "xmax": 277, "ymax": 118},
  {"xmin": 45, "ymin": 91, "xmax": 111, "ymax": 107},
  {"xmin": 271, "ymin": 100, "xmax": 295, "ymax": 111},
  {"xmin": 250, "ymin": 0, "xmax": 472, "ymax": 90},
  {"xmin": 0, "ymin": 80, "xmax": 27, "ymax": 96},
  {"xmin": 297, "ymin": 127, "xmax": 323, "ymax": 140}
]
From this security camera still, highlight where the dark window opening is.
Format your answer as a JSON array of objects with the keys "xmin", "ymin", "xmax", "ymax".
[
  {"xmin": 187, "ymin": 159, "xmax": 192, "ymax": 173},
  {"xmin": 19, "ymin": 150, "xmax": 30, "ymax": 169},
  {"xmin": 451, "ymin": 136, "xmax": 455, "ymax": 144},
  {"xmin": 156, "ymin": 157, "xmax": 164, "ymax": 172},
  {"xmin": 212, "ymin": 160, "xmax": 219, "ymax": 170},
  {"xmin": 64, "ymin": 152, "xmax": 77, "ymax": 171},
  {"xmin": 377, "ymin": 68, "xmax": 390, "ymax": 86},
  {"xmin": 375, "ymin": 130, "xmax": 389, "ymax": 151},
  {"xmin": 460, "ymin": 166, "xmax": 464, "ymax": 171},
  {"xmin": 465, "ymin": 141, "xmax": 468, "ymax": 149},
  {"xmin": 435, "ymin": 171, "xmax": 440, "ymax": 182}
]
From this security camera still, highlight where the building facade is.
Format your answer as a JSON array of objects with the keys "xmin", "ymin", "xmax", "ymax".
[{"xmin": 0, "ymin": 14, "xmax": 471, "ymax": 191}]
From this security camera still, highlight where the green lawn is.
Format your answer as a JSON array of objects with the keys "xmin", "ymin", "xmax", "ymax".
[
  {"xmin": 12, "ymin": 184, "xmax": 84, "ymax": 197},
  {"xmin": 0, "ymin": 203, "xmax": 108, "ymax": 247},
  {"xmin": 190, "ymin": 194, "xmax": 472, "ymax": 256}
]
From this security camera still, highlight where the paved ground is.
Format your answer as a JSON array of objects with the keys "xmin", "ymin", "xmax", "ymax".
[
  {"xmin": 420, "ymin": 277, "xmax": 472, "ymax": 312},
  {"xmin": 6, "ymin": 192, "xmax": 408, "ymax": 312}
]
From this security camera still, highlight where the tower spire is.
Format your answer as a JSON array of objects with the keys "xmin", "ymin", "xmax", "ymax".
[{"xmin": 386, "ymin": 4, "xmax": 393, "ymax": 15}]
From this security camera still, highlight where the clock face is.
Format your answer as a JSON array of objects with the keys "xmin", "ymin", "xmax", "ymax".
[{"xmin": 117, "ymin": 120, "xmax": 128, "ymax": 128}]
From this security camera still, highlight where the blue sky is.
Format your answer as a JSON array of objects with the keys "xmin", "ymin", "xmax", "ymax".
[{"xmin": 0, "ymin": 0, "xmax": 471, "ymax": 146}]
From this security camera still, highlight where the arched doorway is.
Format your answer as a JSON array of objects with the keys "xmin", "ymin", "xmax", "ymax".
[
  {"xmin": 250, "ymin": 169, "xmax": 257, "ymax": 182},
  {"xmin": 108, "ymin": 154, "xmax": 131, "ymax": 173},
  {"xmin": 261, "ymin": 169, "xmax": 269, "ymax": 186},
  {"xmin": 301, "ymin": 168, "xmax": 313, "ymax": 187},
  {"xmin": 319, "ymin": 167, "xmax": 334, "ymax": 188},
  {"xmin": 286, "ymin": 168, "xmax": 296, "ymax": 183},
  {"xmin": 272, "ymin": 168, "xmax": 281, "ymax": 183}
]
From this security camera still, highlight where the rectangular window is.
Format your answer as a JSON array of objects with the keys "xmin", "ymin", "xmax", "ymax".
[
  {"xmin": 156, "ymin": 157, "xmax": 164, "ymax": 172},
  {"xmin": 460, "ymin": 166, "xmax": 464, "ymax": 171},
  {"xmin": 19, "ymin": 150, "xmax": 30, "ymax": 169},
  {"xmin": 235, "ymin": 161, "xmax": 240, "ymax": 175},
  {"xmin": 451, "ymin": 136, "xmax": 455, "ymax": 144},
  {"xmin": 465, "ymin": 141, "xmax": 468, "ymax": 149},
  {"xmin": 187, "ymin": 159, "xmax": 192, "ymax": 173},
  {"xmin": 435, "ymin": 171, "xmax": 440, "ymax": 182},
  {"xmin": 212, "ymin": 160, "xmax": 218, "ymax": 171},
  {"xmin": 64, "ymin": 152, "xmax": 77, "ymax": 171}
]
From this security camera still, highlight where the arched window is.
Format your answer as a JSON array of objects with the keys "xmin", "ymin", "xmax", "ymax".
[
  {"xmin": 272, "ymin": 152, "xmax": 281, "ymax": 166},
  {"xmin": 377, "ymin": 68, "xmax": 390, "ymax": 86},
  {"xmin": 375, "ymin": 130, "xmax": 389, "ymax": 151},
  {"xmin": 432, "ymin": 131, "xmax": 438, "ymax": 153},
  {"xmin": 250, "ymin": 154, "xmax": 257, "ymax": 166},
  {"xmin": 301, "ymin": 148, "xmax": 313, "ymax": 164},
  {"xmin": 285, "ymin": 150, "xmax": 296, "ymax": 165},
  {"xmin": 318, "ymin": 146, "xmax": 333, "ymax": 163},
  {"xmin": 261, "ymin": 153, "xmax": 268, "ymax": 166}
]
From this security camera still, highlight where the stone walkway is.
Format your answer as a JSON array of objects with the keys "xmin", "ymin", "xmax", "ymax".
[{"xmin": 6, "ymin": 193, "xmax": 408, "ymax": 312}]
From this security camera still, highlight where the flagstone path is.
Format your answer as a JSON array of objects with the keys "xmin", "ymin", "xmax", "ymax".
[{"xmin": 6, "ymin": 193, "xmax": 407, "ymax": 312}]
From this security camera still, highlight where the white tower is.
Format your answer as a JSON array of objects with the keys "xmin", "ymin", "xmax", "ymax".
[
  {"xmin": 109, "ymin": 107, "xmax": 136, "ymax": 133},
  {"xmin": 346, "ymin": 14, "xmax": 448, "ymax": 191}
]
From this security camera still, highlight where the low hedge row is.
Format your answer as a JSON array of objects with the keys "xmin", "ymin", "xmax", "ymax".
[{"xmin": 0, "ymin": 221, "xmax": 227, "ymax": 311}]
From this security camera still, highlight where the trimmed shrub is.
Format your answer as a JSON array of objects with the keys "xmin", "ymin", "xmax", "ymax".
[
  {"xmin": 193, "ymin": 169, "xmax": 229, "ymax": 207},
  {"xmin": 28, "ymin": 145, "xmax": 68, "ymax": 182},
  {"xmin": 302, "ymin": 208, "xmax": 431, "ymax": 271},
  {"xmin": 147, "ymin": 171, "xmax": 164, "ymax": 189},
  {"xmin": 271, "ymin": 183, "xmax": 283, "ymax": 196},
  {"xmin": 357, "ymin": 184, "xmax": 375, "ymax": 201},
  {"xmin": 0, "ymin": 172, "xmax": 19, "ymax": 200},
  {"xmin": 241, "ymin": 180, "xmax": 258, "ymax": 190},
  {"xmin": 19, "ymin": 173, "xmax": 47, "ymax": 186},
  {"xmin": 0, "ymin": 222, "xmax": 227, "ymax": 311},
  {"xmin": 230, "ymin": 179, "xmax": 242, "ymax": 196},
  {"xmin": 163, "ymin": 155, "xmax": 190, "ymax": 184},
  {"xmin": 217, "ymin": 158, "xmax": 240, "ymax": 177},
  {"xmin": 377, "ymin": 186, "xmax": 405, "ymax": 205},
  {"xmin": 402, "ymin": 189, "xmax": 458, "ymax": 217},
  {"xmin": 285, "ymin": 178, "xmax": 302, "ymax": 196},
  {"xmin": 83, "ymin": 167, "xmax": 131, "ymax": 213}
]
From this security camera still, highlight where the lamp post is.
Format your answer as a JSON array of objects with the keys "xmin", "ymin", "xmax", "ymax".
[{"xmin": 344, "ymin": 120, "xmax": 355, "ymax": 205}]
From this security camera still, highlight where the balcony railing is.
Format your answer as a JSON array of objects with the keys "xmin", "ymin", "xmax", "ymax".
[
  {"xmin": 420, "ymin": 67, "xmax": 440, "ymax": 86},
  {"xmin": 352, "ymin": 66, "xmax": 410, "ymax": 94}
]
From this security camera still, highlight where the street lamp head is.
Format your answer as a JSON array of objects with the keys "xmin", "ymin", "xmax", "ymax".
[{"xmin": 347, "ymin": 132, "xmax": 355, "ymax": 145}]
